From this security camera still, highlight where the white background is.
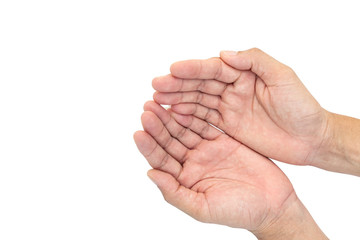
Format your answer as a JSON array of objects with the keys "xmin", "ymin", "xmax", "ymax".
[{"xmin": 0, "ymin": 0, "xmax": 359, "ymax": 239}]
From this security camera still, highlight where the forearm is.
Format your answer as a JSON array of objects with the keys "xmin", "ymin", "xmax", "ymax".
[
  {"xmin": 252, "ymin": 197, "xmax": 328, "ymax": 240},
  {"xmin": 313, "ymin": 111, "xmax": 360, "ymax": 176}
]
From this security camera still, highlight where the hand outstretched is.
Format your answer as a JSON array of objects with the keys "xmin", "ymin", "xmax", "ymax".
[
  {"xmin": 152, "ymin": 48, "xmax": 330, "ymax": 166},
  {"xmin": 134, "ymin": 101, "xmax": 296, "ymax": 232}
]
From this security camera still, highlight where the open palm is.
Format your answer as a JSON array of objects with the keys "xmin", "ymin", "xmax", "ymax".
[
  {"xmin": 152, "ymin": 49, "xmax": 330, "ymax": 165},
  {"xmin": 134, "ymin": 101, "xmax": 295, "ymax": 231}
]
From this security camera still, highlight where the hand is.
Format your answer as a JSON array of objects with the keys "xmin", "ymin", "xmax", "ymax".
[
  {"xmin": 152, "ymin": 48, "xmax": 330, "ymax": 166},
  {"xmin": 134, "ymin": 101, "xmax": 297, "ymax": 232}
]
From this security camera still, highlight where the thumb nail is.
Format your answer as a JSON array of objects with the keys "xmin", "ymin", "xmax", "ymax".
[{"xmin": 221, "ymin": 50, "xmax": 237, "ymax": 56}]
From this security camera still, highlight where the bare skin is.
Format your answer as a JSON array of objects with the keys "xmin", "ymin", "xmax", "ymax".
[
  {"xmin": 152, "ymin": 48, "xmax": 328, "ymax": 166},
  {"xmin": 134, "ymin": 48, "xmax": 360, "ymax": 239},
  {"xmin": 134, "ymin": 101, "xmax": 328, "ymax": 239},
  {"xmin": 152, "ymin": 48, "xmax": 360, "ymax": 176}
]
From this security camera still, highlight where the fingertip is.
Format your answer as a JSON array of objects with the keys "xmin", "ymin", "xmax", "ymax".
[
  {"xmin": 170, "ymin": 111, "xmax": 192, "ymax": 127},
  {"xmin": 147, "ymin": 169, "xmax": 158, "ymax": 185},
  {"xmin": 169, "ymin": 61, "xmax": 180, "ymax": 76},
  {"xmin": 171, "ymin": 103, "xmax": 195, "ymax": 115},
  {"xmin": 147, "ymin": 169, "xmax": 202, "ymax": 221},
  {"xmin": 140, "ymin": 110, "xmax": 150, "ymax": 122},
  {"xmin": 169, "ymin": 109, "xmax": 183, "ymax": 117},
  {"xmin": 143, "ymin": 100, "xmax": 172, "ymax": 124},
  {"xmin": 143, "ymin": 101, "xmax": 151, "ymax": 111},
  {"xmin": 133, "ymin": 130, "xmax": 144, "ymax": 143},
  {"xmin": 151, "ymin": 76, "xmax": 159, "ymax": 90},
  {"xmin": 153, "ymin": 91, "xmax": 160, "ymax": 102},
  {"xmin": 147, "ymin": 169, "xmax": 166, "ymax": 189},
  {"xmin": 143, "ymin": 100, "xmax": 154, "ymax": 111},
  {"xmin": 141, "ymin": 111, "xmax": 157, "ymax": 129},
  {"xmin": 147, "ymin": 169, "xmax": 178, "ymax": 193},
  {"xmin": 152, "ymin": 92, "xmax": 168, "ymax": 105},
  {"xmin": 133, "ymin": 130, "xmax": 152, "ymax": 152},
  {"xmin": 152, "ymin": 75, "xmax": 167, "ymax": 91},
  {"xmin": 133, "ymin": 130, "xmax": 143, "ymax": 139},
  {"xmin": 170, "ymin": 60, "xmax": 197, "ymax": 78}
]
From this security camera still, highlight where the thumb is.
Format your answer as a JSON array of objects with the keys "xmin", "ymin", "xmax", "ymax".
[
  {"xmin": 147, "ymin": 169, "xmax": 207, "ymax": 222},
  {"xmin": 220, "ymin": 48, "xmax": 294, "ymax": 86}
]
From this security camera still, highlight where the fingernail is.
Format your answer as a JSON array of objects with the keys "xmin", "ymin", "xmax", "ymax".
[{"xmin": 221, "ymin": 50, "xmax": 237, "ymax": 56}]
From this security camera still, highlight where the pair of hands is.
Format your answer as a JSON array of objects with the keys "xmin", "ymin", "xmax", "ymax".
[{"xmin": 134, "ymin": 48, "xmax": 331, "ymax": 238}]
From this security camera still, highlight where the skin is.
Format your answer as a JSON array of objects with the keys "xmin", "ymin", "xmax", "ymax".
[
  {"xmin": 152, "ymin": 48, "xmax": 327, "ymax": 167},
  {"xmin": 152, "ymin": 48, "xmax": 360, "ymax": 176},
  {"xmin": 135, "ymin": 48, "xmax": 359, "ymax": 238},
  {"xmin": 134, "ymin": 101, "xmax": 328, "ymax": 239}
]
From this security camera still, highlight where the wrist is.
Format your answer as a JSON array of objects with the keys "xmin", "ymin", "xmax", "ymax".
[
  {"xmin": 310, "ymin": 111, "xmax": 360, "ymax": 176},
  {"xmin": 306, "ymin": 110, "xmax": 335, "ymax": 169},
  {"xmin": 251, "ymin": 195, "xmax": 328, "ymax": 240}
]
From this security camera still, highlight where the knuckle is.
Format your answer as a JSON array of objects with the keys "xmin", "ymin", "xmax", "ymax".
[
  {"xmin": 199, "ymin": 124, "xmax": 209, "ymax": 137},
  {"xmin": 203, "ymin": 108, "xmax": 212, "ymax": 121},
  {"xmin": 162, "ymin": 193, "xmax": 172, "ymax": 204},
  {"xmin": 249, "ymin": 47, "xmax": 262, "ymax": 54},
  {"xmin": 195, "ymin": 92, "xmax": 203, "ymax": 103},
  {"xmin": 281, "ymin": 65, "xmax": 296, "ymax": 79},
  {"xmin": 158, "ymin": 154, "xmax": 169, "ymax": 169},
  {"xmin": 177, "ymin": 127, "xmax": 187, "ymax": 139},
  {"xmin": 214, "ymin": 60, "xmax": 223, "ymax": 80},
  {"xmin": 163, "ymin": 135, "xmax": 173, "ymax": 149},
  {"xmin": 197, "ymin": 80, "xmax": 206, "ymax": 92}
]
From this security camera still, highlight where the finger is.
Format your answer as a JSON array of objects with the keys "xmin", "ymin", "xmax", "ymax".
[
  {"xmin": 220, "ymin": 48, "xmax": 295, "ymax": 86},
  {"xmin": 141, "ymin": 111, "xmax": 188, "ymax": 162},
  {"xmin": 171, "ymin": 103, "xmax": 223, "ymax": 129},
  {"xmin": 143, "ymin": 101, "xmax": 203, "ymax": 149},
  {"xmin": 153, "ymin": 91, "xmax": 221, "ymax": 110},
  {"xmin": 147, "ymin": 169, "xmax": 207, "ymax": 223},
  {"xmin": 152, "ymin": 74, "xmax": 227, "ymax": 95},
  {"xmin": 170, "ymin": 57, "xmax": 241, "ymax": 84},
  {"xmin": 170, "ymin": 111, "xmax": 223, "ymax": 140},
  {"xmin": 134, "ymin": 131, "xmax": 182, "ymax": 179}
]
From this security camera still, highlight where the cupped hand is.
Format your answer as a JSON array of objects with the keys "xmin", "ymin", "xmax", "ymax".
[
  {"xmin": 152, "ymin": 48, "xmax": 330, "ymax": 166},
  {"xmin": 134, "ymin": 101, "xmax": 296, "ymax": 231}
]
